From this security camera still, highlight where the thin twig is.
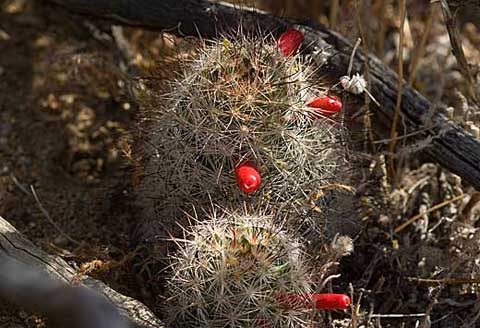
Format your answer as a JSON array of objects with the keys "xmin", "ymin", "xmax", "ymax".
[
  {"xmin": 407, "ymin": 277, "xmax": 480, "ymax": 285},
  {"xmin": 372, "ymin": 126, "xmax": 435, "ymax": 145},
  {"xmin": 329, "ymin": 0, "xmax": 340, "ymax": 28},
  {"xmin": 440, "ymin": 0, "xmax": 478, "ymax": 103},
  {"xmin": 420, "ymin": 285, "xmax": 441, "ymax": 328},
  {"xmin": 388, "ymin": 0, "xmax": 407, "ymax": 183},
  {"xmin": 10, "ymin": 174, "xmax": 80, "ymax": 245},
  {"xmin": 349, "ymin": 284, "xmax": 356, "ymax": 328},
  {"xmin": 394, "ymin": 193, "xmax": 466, "ymax": 233},
  {"xmin": 377, "ymin": 0, "xmax": 388, "ymax": 59},
  {"xmin": 356, "ymin": 0, "xmax": 376, "ymax": 153},
  {"xmin": 10, "ymin": 174, "xmax": 30, "ymax": 195},
  {"xmin": 370, "ymin": 313, "xmax": 427, "ymax": 318},
  {"xmin": 408, "ymin": 5, "xmax": 435, "ymax": 86},
  {"xmin": 348, "ymin": 38, "xmax": 362, "ymax": 77},
  {"xmin": 318, "ymin": 183, "xmax": 356, "ymax": 192},
  {"xmin": 463, "ymin": 302, "xmax": 480, "ymax": 328},
  {"xmin": 30, "ymin": 185, "xmax": 81, "ymax": 246}
]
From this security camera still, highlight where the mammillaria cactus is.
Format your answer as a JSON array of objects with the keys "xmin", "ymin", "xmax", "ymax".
[
  {"xmin": 133, "ymin": 30, "xmax": 357, "ymax": 315},
  {"xmin": 136, "ymin": 30, "xmax": 350, "ymax": 233},
  {"xmin": 164, "ymin": 208, "xmax": 317, "ymax": 327}
]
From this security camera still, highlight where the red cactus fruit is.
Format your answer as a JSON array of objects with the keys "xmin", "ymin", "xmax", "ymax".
[
  {"xmin": 307, "ymin": 95, "xmax": 343, "ymax": 117},
  {"xmin": 235, "ymin": 162, "xmax": 261, "ymax": 193},
  {"xmin": 276, "ymin": 293, "xmax": 351, "ymax": 310},
  {"xmin": 278, "ymin": 27, "xmax": 304, "ymax": 56},
  {"xmin": 312, "ymin": 293, "xmax": 351, "ymax": 310}
]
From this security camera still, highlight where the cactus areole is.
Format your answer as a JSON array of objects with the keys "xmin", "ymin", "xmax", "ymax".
[{"xmin": 235, "ymin": 162, "xmax": 261, "ymax": 193}]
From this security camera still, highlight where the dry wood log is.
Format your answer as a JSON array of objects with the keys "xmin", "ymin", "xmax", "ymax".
[
  {"xmin": 45, "ymin": 0, "xmax": 480, "ymax": 190},
  {"xmin": 0, "ymin": 216, "xmax": 164, "ymax": 328}
]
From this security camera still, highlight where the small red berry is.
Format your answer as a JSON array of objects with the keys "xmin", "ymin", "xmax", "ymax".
[
  {"xmin": 307, "ymin": 95, "xmax": 343, "ymax": 117},
  {"xmin": 235, "ymin": 162, "xmax": 261, "ymax": 193},
  {"xmin": 312, "ymin": 293, "xmax": 351, "ymax": 310},
  {"xmin": 278, "ymin": 27, "xmax": 304, "ymax": 56}
]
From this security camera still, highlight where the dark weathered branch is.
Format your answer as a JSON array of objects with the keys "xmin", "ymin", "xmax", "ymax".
[
  {"xmin": 0, "ymin": 255, "xmax": 130, "ymax": 328},
  {"xmin": 45, "ymin": 0, "xmax": 480, "ymax": 190},
  {"xmin": 0, "ymin": 216, "xmax": 164, "ymax": 328}
]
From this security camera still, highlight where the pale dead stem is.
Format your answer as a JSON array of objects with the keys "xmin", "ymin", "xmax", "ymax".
[
  {"xmin": 406, "ymin": 277, "xmax": 480, "ymax": 285},
  {"xmin": 439, "ymin": 0, "xmax": 478, "ymax": 103},
  {"xmin": 349, "ymin": 283, "xmax": 363, "ymax": 328},
  {"xmin": 377, "ymin": 0, "xmax": 388, "ymax": 59},
  {"xmin": 388, "ymin": 0, "xmax": 407, "ymax": 183},
  {"xmin": 10, "ymin": 174, "xmax": 81, "ymax": 246},
  {"xmin": 408, "ymin": 5, "xmax": 435, "ymax": 86},
  {"xmin": 30, "ymin": 185, "xmax": 81, "ymax": 246},
  {"xmin": 355, "ymin": 0, "xmax": 376, "ymax": 153},
  {"xmin": 329, "ymin": 0, "xmax": 340, "ymax": 28},
  {"xmin": 394, "ymin": 193, "xmax": 466, "ymax": 233}
]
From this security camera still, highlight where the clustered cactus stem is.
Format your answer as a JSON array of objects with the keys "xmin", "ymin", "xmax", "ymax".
[
  {"xmin": 164, "ymin": 208, "xmax": 316, "ymax": 327},
  {"xmin": 138, "ymin": 28, "xmax": 350, "ymax": 232},
  {"xmin": 136, "ymin": 27, "xmax": 354, "ymax": 326}
]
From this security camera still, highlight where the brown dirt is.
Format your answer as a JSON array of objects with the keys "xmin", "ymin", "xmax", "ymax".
[{"xmin": 0, "ymin": 1, "xmax": 145, "ymax": 326}]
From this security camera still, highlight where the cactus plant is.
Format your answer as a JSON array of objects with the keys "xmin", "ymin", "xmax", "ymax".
[
  {"xmin": 137, "ymin": 32, "xmax": 350, "ymax": 233},
  {"xmin": 164, "ymin": 207, "xmax": 317, "ymax": 327}
]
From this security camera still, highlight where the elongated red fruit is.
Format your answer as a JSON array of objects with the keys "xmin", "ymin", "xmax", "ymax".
[
  {"xmin": 276, "ymin": 293, "xmax": 350, "ymax": 310},
  {"xmin": 278, "ymin": 27, "xmax": 304, "ymax": 56},
  {"xmin": 235, "ymin": 162, "xmax": 261, "ymax": 193},
  {"xmin": 307, "ymin": 95, "xmax": 343, "ymax": 117},
  {"xmin": 312, "ymin": 293, "xmax": 351, "ymax": 310}
]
